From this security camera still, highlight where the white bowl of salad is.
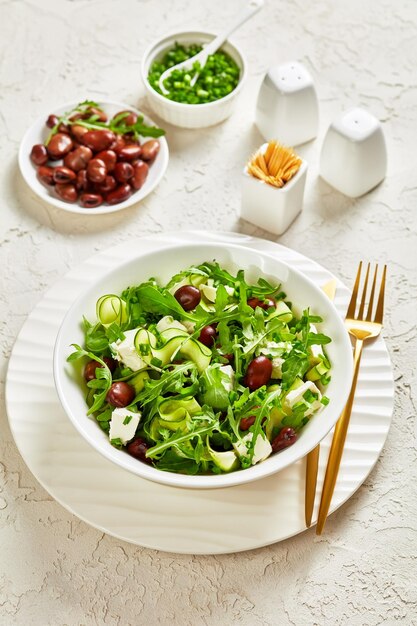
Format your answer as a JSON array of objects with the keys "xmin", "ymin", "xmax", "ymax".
[{"xmin": 54, "ymin": 243, "xmax": 353, "ymax": 489}]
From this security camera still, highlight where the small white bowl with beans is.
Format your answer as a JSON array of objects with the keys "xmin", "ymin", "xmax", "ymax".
[{"xmin": 19, "ymin": 100, "xmax": 169, "ymax": 215}]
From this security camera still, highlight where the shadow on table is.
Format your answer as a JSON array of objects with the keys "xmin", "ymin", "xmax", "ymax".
[
  {"xmin": 11, "ymin": 160, "xmax": 144, "ymax": 236},
  {"xmin": 311, "ymin": 176, "xmax": 360, "ymax": 221}
]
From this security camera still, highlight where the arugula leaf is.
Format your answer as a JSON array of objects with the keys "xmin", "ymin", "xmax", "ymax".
[
  {"xmin": 242, "ymin": 317, "xmax": 284, "ymax": 356},
  {"xmin": 156, "ymin": 449, "xmax": 200, "ymax": 474},
  {"xmin": 281, "ymin": 352, "xmax": 310, "ymax": 390},
  {"xmin": 67, "ymin": 344, "xmax": 112, "ymax": 414},
  {"xmin": 214, "ymin": 283, "xmax": 228, "ymax": 313},
  {"xmin": 244, "ymin": 386, "xmax": 282, "ymax": 466},
  {"xmin": 135, "ymin": 284, "xmax": 205, "ymax": 322},
  {"xmin": 83, "ymin": 317, "xmax": 109, "ymax": 353},
  {"xmin": 146, "ymin": 410, "xmax": 219, "ymax": 459},
  {"xmin": 106, "ymin": 322, "xmax": 125, "ymax": 344},
  {"xmin": 307, "ymin": 332, "xmax": 331, "ymax": 346},
  {"xmin": 46, "ymin": 100, "xmax": 165, "ymax": 146},
  {"xmin": 165, "ymin": 266, "xmax": 209, "ymax": 290},
  {"xmin": 217, "ymin": 319, "xmax": 233, "ymax": 354},
  {"xmin": 137, "ymin": 362, "xmax": 198, "ymax": 406},
  {"xmin": 199, "ymin": 365, "xmax": 230, "ymax": 410}
]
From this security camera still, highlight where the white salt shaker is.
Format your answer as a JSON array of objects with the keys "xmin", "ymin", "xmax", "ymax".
[
  {"xmin": 255, "ymin": 61, "xmax": 319, "ymax": 146},
  {"xmin": 319, "ymin": 107, "xmax": 387, "ymax": 197},
  {"xmin": 241, "ymin": 144, "xmax": 308, "ymax": 235}
]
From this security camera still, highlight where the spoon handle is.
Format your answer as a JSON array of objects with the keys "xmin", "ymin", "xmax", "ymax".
[
  {"xmin": 202, "ymin": 0, "xmax": 264, "ymax": 60},
  {"xmin": 158, "ymin": 0, "xmax": 264, "ymax": 93}
]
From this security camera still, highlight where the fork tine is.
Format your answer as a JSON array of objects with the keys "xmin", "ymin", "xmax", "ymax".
[
  {"xmin": 346, "ymin": 262, "xmax": 362, "ymax": 319},
  {"xmin": 357, "ymin": 263, "xmax": 370, "ymax": 320},
  {"xmin": 374, "ymin": 264, "xmax": 387, "ymax": 324},
  {"xmin": 365, "ymin": 265, "xmax": 378, "ymax": 321}
]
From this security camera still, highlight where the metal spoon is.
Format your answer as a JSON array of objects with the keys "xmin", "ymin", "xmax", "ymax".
[{"xmin": 158, "ymin": 0, "xmax": 264, "ymax": 95}]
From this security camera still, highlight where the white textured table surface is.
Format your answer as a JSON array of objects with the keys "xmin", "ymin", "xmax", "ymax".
[{"xmin": 1, "ymin": 0, "xmax": 416, "ymax": 624}]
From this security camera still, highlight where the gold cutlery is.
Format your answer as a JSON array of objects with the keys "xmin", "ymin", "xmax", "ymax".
[
  {"xmin": 316, "ymin": 262, "xmax": 387, "ymax": 535},
  {"xmin": 305, "ymin": 278, "xmax": 337, "ymax": 528}
]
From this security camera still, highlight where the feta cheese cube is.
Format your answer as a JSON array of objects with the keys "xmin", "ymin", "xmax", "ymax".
[
  {"xmin": 309, "ymin": 324, "xmax": 324, "ymax": 360},
  {"xmin": 110, "ymin": 329, "xmax": 147, "ymax": 372},
  {"xmin": 285, "ymin": 381, "xmax": 321, "ymax": 410},
  {"xmin": 259, "ymin": 341, "xmax": 292, "ymax": 357},
  {"xmin": 219, "ymin": 365, "xmax": 235, "ymax": 392},
  {"xmin": 233, "ymin": 432, "xmax": 272, "ymax": 465},
  {"xmin": 109, "ymin": 408, "xmax": 141, "ymax": 445},
  {"xmin": 156, "ymin": 316, "xmax": 188, "ymax": 334},
  {"xmin": 182, "ymin": 320, "xmax": 196, "ymax": 334},
  {"xmin": 271, "ymin": 357, "xmax": 284, "ymax": 378}
]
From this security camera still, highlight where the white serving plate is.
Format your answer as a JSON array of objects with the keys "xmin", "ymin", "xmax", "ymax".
[
  {"xmin": 18, "ymin": 100, "xmax": 169, "ymax": 215},
  {"xmin": 5, "ymin": 232, "xmax": 394, "ymax": 554},
  {"xmin": 53, "ymin": 241, "xmax": 353, "ymax": 489}
]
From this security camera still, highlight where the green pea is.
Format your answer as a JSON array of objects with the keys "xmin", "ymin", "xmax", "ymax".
[{"xmin": 148, "ymin": 42, "xmax": 240, "ymax": 104}]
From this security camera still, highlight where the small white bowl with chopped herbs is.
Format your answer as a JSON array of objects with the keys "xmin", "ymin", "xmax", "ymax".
[{"xmin": 54, "ymin": 242, "xmax": 353, "ymax": 489}]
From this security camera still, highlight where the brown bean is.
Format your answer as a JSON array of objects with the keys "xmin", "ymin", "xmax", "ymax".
[
  {"xmin": 114, "ymin": 110, "xmax": 138, "ymax": 126},
  {"xmin": 244, "ymin": 356, "xmax": 272, "ymax": 391},
  {"xmin": 198, "ymin": 325, "xmax": 217, "ymax": 347},
  {"xmin": 239, "ymin": 416, "xmax": 256, "ymax": 431},
  {"xmin": 82, "ymin": 129, "xmax": 115, "ymax": 152},
  {"xmin": 46, "ymin": 132, "xmax": 73, "ymax": 159},
  {"xmin": 37, "ymin": 165, "xmax": 55, "ymax": 186},
  {"xmin": 85, "ymin": 106, "xmax": 108, "ymax": 122},
  {"xmin": 106, "ymin": 381, "xmax": 135, "ymax": 407},
  {"xmin": 58, "ymin": 122, "xmax": 70, "ymax": 134},
  {"xmin": 70, "ymin": 107, "xmax": 107, "ymax": 123},
  {"xmin": 55, "ymin": 183, "xmax": 78, "ymax": 202},
  {"xmin": 174, "ymin": 285, "xmax": 201, "ymax": 311},
  {"xmin": 95, "ymin": 175, "xmax": 116, "ymax": 193},
  {"xmin": 106, "ymin": 183, "xmax": 132, "ymax": 205},
  {"xmin": 46, "ymin": 114, "xmax": 59, "ymax": 129},
  {"xmin": 131, "ymin": 160, "xmax": 149, "ymax": 190},
  {"xmin": 80, "ymin": 193, "xmax": 103, "ymax": 208},
  {"xmin": 247, "ymin": 296, "xmax": 276, "ymax": 310},
  {"xmin": 271, "ymin": 427, "xmax": 297, "ymax": 452},
  {"xmin": 70, "ymin": 124, "xmax": 89, "ymax": 142},
  {"xmin": 53, "ymin": 166, "xmax": 76, "ymax": 184},
  {"xmin": 114, "ymin": 162, "xmax": 133, "ymax": 183},
  {"xmin": 126, "ymin": 437, "xmax": 152, "ymax": 464},
  {"xmin": 84, "ymin": 360, "xmax": 102, "ymax": 381},
  {"xmin": 116, "ymin": 144, "xmax": 142, "ymax": 161},
  {"xmin": 83, "ymin": 356, "xmax": 117, "ymax": 381},
  {"xmin": 95, "ymin": 150, "xmax": 117, "ymax": 172},
  {"xmin": 123, "ymin": 134, "xmax": 141, "ymax": 146},
  {"xmin": 111, "ymin": 134, "xmax": 125, "ymax": 152},
  {"xmin": 87, "ymin": 158, "xmax": 107, "ymax": 183},
  {"xmin": 30, "ymin": 144, "xmax": 48, "ymax": 166},
  {"xmin": 141, "ymin": 139, "xmax": 160, "ymax": 162},
  {"xmin": 63, "ymin": 146, "xmax": 93, "ymax": 172},
  {"xmin": 75, "ymin": 169, "xmax": 89, "ymax": 191}
]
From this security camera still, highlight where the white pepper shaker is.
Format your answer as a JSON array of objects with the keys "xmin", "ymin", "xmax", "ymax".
[
  {"xmin": 255, "ymin": 61, "xmax": 319, "ymax": 146},
  {"xmin": 319, "ymin": 107, "xmax": 387, "ymax": 197}
]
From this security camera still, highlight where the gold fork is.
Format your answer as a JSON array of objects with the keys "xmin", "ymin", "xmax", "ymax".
[{"xmin": 316, "ymin": 262, "xmax": 387, "ymax": 535}]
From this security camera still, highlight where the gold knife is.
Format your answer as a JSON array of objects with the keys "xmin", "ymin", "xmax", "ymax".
[{"xmin": 305, "ymin": 278, "xmax": 337, "ymax": 528}]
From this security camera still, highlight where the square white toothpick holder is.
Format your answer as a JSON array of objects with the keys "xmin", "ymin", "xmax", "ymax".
[
  {"xmin": 255, "ymin": 61, "xmax": 319, "ymax": 146},
  {"xmin": 320, "ymin": 107, "xmax": 387, "ymax": 197},
  {"xmin": 241, "ymin": 149, "xmax": 308, "ymax": 236}
]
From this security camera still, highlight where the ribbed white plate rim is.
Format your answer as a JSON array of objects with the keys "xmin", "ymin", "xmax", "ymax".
[{"xmin": 5, "ymin": 231, "xmax": 394, "ymax": 554}]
